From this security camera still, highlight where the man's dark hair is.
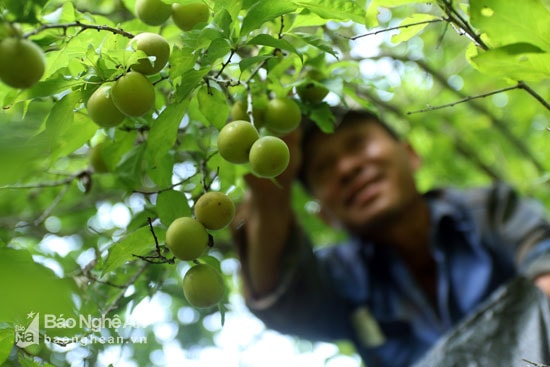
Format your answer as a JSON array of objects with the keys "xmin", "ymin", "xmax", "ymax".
[{"xmin": 297, "ymin": 108, "xmax": 400, "ymax": 191}]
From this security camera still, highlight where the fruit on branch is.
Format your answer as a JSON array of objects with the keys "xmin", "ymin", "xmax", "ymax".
[
  {"xmin": 230, "ymin": 100, "xmax": 266, "ymax": 128},
  {"xmin": 86, "ymin": 85, "xmax": 125, "ymax": 128},
  {"xmin": 135, "ymin": 0, "xmax": 172, "ymax": 26},
  {"xmin": 263, "ymin": 97, "xmax": 302, "ymax": 135},
  {"xmin": 249, "ymin": 136, "xmax": 290, "ymax": 178},
  {"xmin": 172, "ymin": 2, "xmax": 210, "ymax": 31},
  {"xmin": 0, "ymin": 37, "xmax": 45, "ymax": 89},
  {"xmin": 297, "ymin": 81, "xmax": 329, "ymax": 104},
  {"xmin": 194, "ymin": 191, "xmax": 235, "ymax": 230},
  {"xmin": 89, "ymin": 143, "xmax": 109, "ymax": 173},
  {"xmin": 216, "ymin": 120, "xmax": 260, "ymax": 164},
  {"xmin": 296, "ymin": 69, "xmax": 329, "ymax": 104},
  {"xmin": 111, "ymin": 71, "xmax": 155, "ymax": 117},
  {"xmin": 166, "ymin": 217, "xmax": 209, "ymax": 260},
  {"xmin": 0, "ymin": 22, "xmax": 22, "ymax": 38},
  {"xmin": 182, "ymin": 264, "xmax": 225, "ymax": 308},
  {"xmin": 130, "ymin": 32, "xmax": 170, "ymax": 75}
]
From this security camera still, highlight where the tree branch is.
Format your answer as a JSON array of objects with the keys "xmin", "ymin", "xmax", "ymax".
[
  {"xmin": 133, "ymin": 172, "xmax": 199, "ymax": 195},
  {"xmin": 385, "ymin": 54, "xmax": 546, "ymax": 174},
  {"xmin": 351, "ymin": 86, "xmax": 502, "ymax": 181},
  {"xmin": 24, "ymin": 21, "xmax": 135, "ymax": 39},
  {"xmin": 101, "ymin": 262, "xmax": 149, "ymax": 317},
  {"xmin": 0, "ymin": 170, "xmax": 90, "ymax": 190}
]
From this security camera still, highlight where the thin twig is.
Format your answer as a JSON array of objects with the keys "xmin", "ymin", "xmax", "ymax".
[
  {"xmin": 407, "ymin": 84, "xmax": 521, "ymax": 114},
  {"xmin": 438, "ymin": 0, "xmax": 487, "ymax": 50},
  {"xmin": 517, "ymin": 81, "xmax": 550, "ymax": 111},
  {"xmin": 0, "ymin": 170, "xmax": 90, "ymax": 190},
  {"xmin": 133, "ymin": 172, "xmax": 199, "ymax": 195},
  {"xmin": 436, "ymin": 1, "xmax": 548, "ymax": 111},
  {"xmin": 33, "ymin": 184, "xmax": 71, "ymax": 226},
  {"xmin": 523, "ymin": 359, "xmax": 550, "ymax": 367},
  {"xmin": 101, "ymin": 262, "xmax": 149, "ymax": 317},
  {"xmin": 85, "ymin": 273, "xmax": 127, "ymax": 289},
  {"xmin": 215, "ymin": 49, "xmax": 236, "ymax": 79},
  {"xmin": 132, "ymin": 217, "xmax": 175, "ymax": 264},
  {"xmin": 352, "ymin": 85, "xmax": 502, "ymax": 181},
  {"xmin": 349, "ymin": 18, "xmax": 445, "ymax": 40}
]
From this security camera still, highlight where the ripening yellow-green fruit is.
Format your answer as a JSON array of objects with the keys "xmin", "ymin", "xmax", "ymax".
[
  {"xmin": 89, "ymin": 143, "xmax": 109, "ymax": 173},
  {"xmin": 0, "ymin": 37, "xmax": 45, "ymax": 89},
  {"xmin": 230, "ymin": 100, "xmax": 266, "ymax": 128},
  {"xmin": 183, "ymin": 264, "xmax": 225, "ymax": 308},
  {"xmin": 249, "ymin": 136, "xmax": 290, "ymax": 178},
  {"xmin": 87, "ymin": 85, "xmax": 125, "ymax": 128},
  {"xmin": 130, "ymin": 32, "xmax": 170, "ymax": 75},
  {"xmin": 194, "ymin": 191, "xmax": 235, "ymax": 230},
  {"xmin": 263, "ymin": 97, "xmax": 302, "ymax": 135},
  {"xmin": 135, "ymin": 0, "xmax": 172, "ymax": 26},
  {"xmin": 171, "ymin": 2, "xmax": 210, "ymax": 31},
  {"xmin": 216, "ymin": 120, "xmax": 259, "ymax": 164},
  {"xmin": 111, "ymin": 71, "xmax": 155, "ymax": 117},
  {"xmin": 166, "ymin": 217, "xmax": 209, "ymax": 261}
]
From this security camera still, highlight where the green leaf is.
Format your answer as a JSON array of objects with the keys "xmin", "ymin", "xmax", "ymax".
[
  {"xmin": 241, "ymin": 0, "xmax": 298, "ymax": 35},
  {"xmin": 368, "ymin": 0, "xmax": 425, "ymax": 6},
  {"xmin": 470, "ymin": 0, "xmax": 550, "ymax": 51},
  {"xmin": 146, "ymin": 101, "xmax": 189, "ymax": 174},
  {"xmin": 204, "ymin": 38, "xmax": 232, "ymax": 64},
  {"xmin": 102, "ymin": 226, "xmax": 163, "ymax": 275},
  {"xmin": 289, "ymin": 32, "xmax": 339, "ymax": 58},
  {"xmin": 306, "ymin": 102, "xmax": 336, "ymax": 133},
  {"xmin": 470, "ymin": 43, "xmax": 550, "ymax": 82},
  {"xmin": 169, "ymin": 46, "xmax": 198, "ymax": 79},
  {"xmin": 116, "ymin": 143, "xmax": 146, "ymax": 190},
  {"xmin": 10, "ymin": 68, "xmax": 82, "ymax": 105},
  {"xmin": 33, "ymin": 92, "xmax": 92, "ymax": 164},
  {"xmin": 213, "ymin": 8, "xmax": 236, "ymax": 36},
  {"xmin": 174, "ymin": 67, "xmax": 210, "ymax": 102},
  {"xmin": 239, "ymin": 55, "xmax": 273, "ymax": 72},
  {"xmin": 197, "ymin": 85, "xmax": 230, "ymax": 130},
  {"xmin": 156, "ymin": 190, "xmax": 192, "ymax": 227},
  {"xmin": 247, "ymin": 34, "xmax": 301, "ymax": 58},
  {"xmin": 391, "ymin": 13, "xmax": 437, "ymax": 44},
  {"xmin": 0, "ymin": 248, "xmax": 78, "ymax": 324},
  {"xmin": 295, "ymin": 0, "xmax": 366, "ymax": 24},
  {"xmin": 0, "ymin": 327, "xmax": 13, "ymax": 366},
  {"xmin": 147, "ymin": 152, "xmax": 175, "ymax": 188},
  {"xmin": 18, "ymin": 352, "xmax": 56, "ymax": 367}
]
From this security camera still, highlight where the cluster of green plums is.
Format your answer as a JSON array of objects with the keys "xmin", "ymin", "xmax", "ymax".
[
  {"xmin": 135, "ymin": 0, "xmax": 210, "ymax": 31},
  {"xmin": 0, "ymin": 24, "xmax": 45, "ymax": 89},
  {"xmin": 165, "ymin": 191, "xmax": 235, "ymax": 308},
  {"xmin": 87, "ymin": 0, "xmax": 210, "ymax": 128},
  {"xmin": 217, "ymin": 97, "xmax": 305, "ymax": 179},
  {"xmin": 86, "ymin": 32, "xmax": 171, "ymax": 128}
]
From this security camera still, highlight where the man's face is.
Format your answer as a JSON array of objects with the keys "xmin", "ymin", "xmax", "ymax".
[{"xmin": 304, "ymin": 119, "xmax": 421, "ymax": 234}]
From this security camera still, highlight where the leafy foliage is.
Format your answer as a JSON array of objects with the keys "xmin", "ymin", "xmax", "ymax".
[{"xmin": 0, "ymin": 0, "xmax": 548, "ymax": 365}]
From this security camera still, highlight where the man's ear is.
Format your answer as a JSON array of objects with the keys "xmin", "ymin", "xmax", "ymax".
[{"xmin": 403, "ymin": 142, "xmax": 422, "ymax": 171}]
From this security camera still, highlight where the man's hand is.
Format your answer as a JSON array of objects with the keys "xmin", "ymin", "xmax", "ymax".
[
  {"xmin": 534, "ymin": 273, "xmax": 550, "ymax": 297},
  {"xmin": 233, "ymin": 129, "xmax": 303, "ymax": 298}
]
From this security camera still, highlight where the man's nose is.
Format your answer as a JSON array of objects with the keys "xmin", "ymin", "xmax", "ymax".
[{"xmin": 336, "ymin": 154, "xmax": 362, "ymax": 185}]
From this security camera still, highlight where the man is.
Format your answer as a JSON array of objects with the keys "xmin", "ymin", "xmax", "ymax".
[{"xmin": 232, "ymin": 108, "xmax": 550, "ymax": 367}]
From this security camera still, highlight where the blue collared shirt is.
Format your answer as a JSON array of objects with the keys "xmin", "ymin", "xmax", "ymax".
[{"xmin": 245, "ymin": 183, "xmax": 550, "ymax": 367}]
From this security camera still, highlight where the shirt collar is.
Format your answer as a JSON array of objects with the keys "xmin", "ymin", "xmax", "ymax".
[{"xmin": 350, "ymin": 188, "xmax": 471, "ymax": 257}]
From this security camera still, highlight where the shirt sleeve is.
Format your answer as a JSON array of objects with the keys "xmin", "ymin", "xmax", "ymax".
[
  {"xmin": 481, "ymin": 182, "xmax": 550, "ymax": 277},
  {"xmin": 232, "ymin": 220, "xmax": 357, "ymax": 342}
]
